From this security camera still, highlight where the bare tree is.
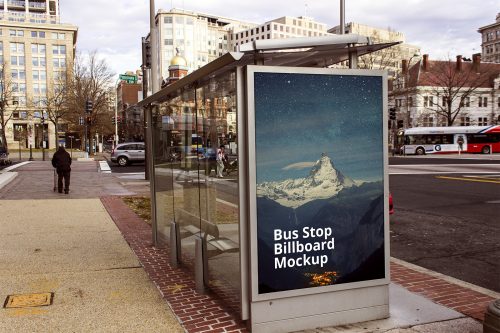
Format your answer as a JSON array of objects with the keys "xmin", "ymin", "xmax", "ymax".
[
  {"xmin": 357, "ymin": 29, "xmax": 400, "ymax": 76},
  {"xmin": 40, "ymin": 71, "xmax": 72, "ymax": 147},
  {"xmin": 67, "ymin": 51, "xmax": 114, "ymax": 154},
  {"xmin": 0, "ymin": 62, "xmax": 19, "ymax": 154},
  {"xmin": 423, "ymin": 59, "xmax": 493, "ymax": 126}
]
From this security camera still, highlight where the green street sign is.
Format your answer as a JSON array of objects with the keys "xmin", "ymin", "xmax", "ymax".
[{"xmin": 119, "ymin": 74, "xmax": 137, "ymax": 84}]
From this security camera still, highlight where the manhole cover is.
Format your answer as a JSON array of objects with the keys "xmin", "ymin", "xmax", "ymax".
[{"xmin": 4, "ymin": 292, "xmax": 54, "ymax": 308}]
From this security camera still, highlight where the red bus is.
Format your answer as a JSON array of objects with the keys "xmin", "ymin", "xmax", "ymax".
[{"xmin": 402, "ymin": 125, "xmax": 500, "ymax": 155}]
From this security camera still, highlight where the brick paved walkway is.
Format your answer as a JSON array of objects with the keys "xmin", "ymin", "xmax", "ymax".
[
  {"xmin": 101, "ymin": 196, "xmax": 247, "ymax": 333},
  {"xmin": 102, "ymin": 196, "xmax": 494, "ymax": 332},
  {"xmin": 391, "ymin": 262, "xmax": 495, "ymax": 321}
]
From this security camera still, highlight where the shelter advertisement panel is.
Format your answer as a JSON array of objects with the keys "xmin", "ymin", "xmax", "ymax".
[{"xmin": 248, "ymin": 66, "xmax": 388, "ymax": 296}]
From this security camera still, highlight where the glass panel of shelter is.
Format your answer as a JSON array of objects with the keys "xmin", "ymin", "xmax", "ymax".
[
  {"xmin": 199, "ymin": 71, "xmax": 241, "ymax": 308},
  {"xmin": 152, "ymin": 70, "xmax": 240, "ymax": 307}
]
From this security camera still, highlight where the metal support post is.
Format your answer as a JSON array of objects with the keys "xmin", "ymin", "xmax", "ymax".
[
  {"xmin": 194, "ymin": 236, "xmax": 208, "ymax": 294},
  {"xmin": 169, "ymin": 221, "xmax": 180, "ymax": 268},
  {"xmin": 146, "ymin": 105, "xmax": 158, "ymax": 247},
  {"xmin": 348, "ymin": 49, "xmax": 358, "ymax": 69},
  {"xmin": 29, "ymin": 144, "xmax": 33, "ymax": 161}
]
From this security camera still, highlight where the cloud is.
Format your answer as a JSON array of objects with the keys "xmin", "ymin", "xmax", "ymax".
[{"xmin": 282, "ymin": 162, "xmax": 316, "ymax": 170}]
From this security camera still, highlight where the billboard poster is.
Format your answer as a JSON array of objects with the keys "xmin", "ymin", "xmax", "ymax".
[{"xmin": 251, "ymin": 68, "xmax": 386, "ymax": 295}]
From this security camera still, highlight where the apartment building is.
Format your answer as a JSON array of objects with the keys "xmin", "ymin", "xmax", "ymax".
[
  {"xmin": 0, "ymin": 0, "xmax": 77, "ymax": 150},
  {"xmin": 156, "ymin": 8, "xmax": 256, "ymax": 80},
  {"xmin": 478, "ymin": 13, "xmax": 500, "ymax": 63},
  {"xmin": 229, "ymin": 16, "xmax": 331, "ymax": 51},
  {"xmin": 329, "ymin": 22, "xmax": 420, "ymax": 78}
]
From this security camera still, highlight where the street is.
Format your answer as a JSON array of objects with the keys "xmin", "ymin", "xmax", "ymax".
[{"xmin": 389, "ymin": 155, "xmax": 500, "ymax": 292}]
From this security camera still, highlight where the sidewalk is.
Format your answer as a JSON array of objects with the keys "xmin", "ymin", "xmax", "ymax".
[{"xmin": 0, "ymin": 161, "xmax": 496, "ymax": 332}]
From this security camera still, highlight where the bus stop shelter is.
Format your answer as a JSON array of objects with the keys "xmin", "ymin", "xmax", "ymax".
[{"xmin": 138, "ymin": 34, "xmax": 399, "ymax": 332}]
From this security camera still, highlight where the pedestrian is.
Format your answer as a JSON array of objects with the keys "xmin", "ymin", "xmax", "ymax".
[
  {"xmin": 51, "ymin": 146, "xmax": 72, "ymax": 194},
  {"xmin": 216, "ymin": 145, "xmax": 225, "ymax": 178}
]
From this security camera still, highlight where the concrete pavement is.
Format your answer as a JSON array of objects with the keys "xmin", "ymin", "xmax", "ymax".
[{"xmin": 0, "ymin": 199, "xmax": 183, "ymax": 332}]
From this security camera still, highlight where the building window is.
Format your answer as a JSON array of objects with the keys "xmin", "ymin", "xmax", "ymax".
[
  {"xmin": 497, "ymin": 97, "xmax": 500, "ymax": 107},
  {"xmin": 478, "ymin": 96, "xmax": 487, "ymax": 107},
  {"xmin": 52, "ymin": 58, "xmax": 66, "ymax": 68},
  {"xmin": 424, "ymin": 96, "xmax": 428, "ymax": 107},
  {"xmin": 51, "ymin": 32, "xmax": 65, "ymax": 40},
  {"xmin": 460, "ymin": 96, "xmax": 470, "ymax": 107},
  {"xmin": 422, "ymin": 116, "xmax": 434, "ymax": 127},
  {"xmin": 10, "ymin": 29, "xmax": 24, "ymax": 37},
  {"xmin": 429, "ymin": 96, "xmax": 434, "ymax": 107},
  {"xmin": 32, "ymin": 70, "xmax": 47, "ymax": 81},
  {"xmin": 52, "ymin": 45, "xmax": 66, "ymax": 54},
  {"xmin": 11, "ymin": 69, "xmax": 25, "ymax": 80},
  {"xmin": 10, "ymin": 42, "xmax": 24, "ymax": 53},
  {"xmin": 442, "ymin": 96, "xmax": 447, "ymax": 107},
  {"xmin": 460, "ymin": 117, "xmax": 470, "ymax": 126},
  {"xmin": 478, "ymin": 117, "xmax": 488, "ymax": 126},
  {"xmin": 164, "ymin": 16, "xmax": 172, "ymax": 24},
  {"xmin": 164, "ymin": 39, "xmax": 173, "ymax": 45},
  {"xmin": 408, "ymin": 96, "xmax": 413, "ymax": 107},
  {"xmin": 32, "ymin": 43, "xmax": 46, "ymax": 55},
  {"xmin": 11, "ymin": 56, "xmax": 25, "ymax": 66},
  {"xmin": 32, "ymin": 56, "xmax": 46, "ymax": 67}
]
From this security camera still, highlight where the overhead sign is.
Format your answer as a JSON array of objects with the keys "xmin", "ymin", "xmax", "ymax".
[
  {"xmin": 119, "ymin": 74, "xmax": 137, "ymax": 84},
  {"xmin": 248, "ymin": 66, "xmax": 388, "ymax": 297}
]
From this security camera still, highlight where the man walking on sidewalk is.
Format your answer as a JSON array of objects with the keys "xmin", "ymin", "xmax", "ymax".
[{"xmin": 51, "ymin": 146, "xmax": 72, "ymax": 194}]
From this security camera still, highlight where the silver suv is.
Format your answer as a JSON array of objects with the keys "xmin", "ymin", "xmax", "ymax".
[{"xmin": 111, "ymin": 142, "xmax": 145, "ymax": 166}]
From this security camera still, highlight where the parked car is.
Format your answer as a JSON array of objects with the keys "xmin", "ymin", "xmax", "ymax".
[{"xmin": 111, "ymin": 142, "xmax": 145, "ymax": 166}]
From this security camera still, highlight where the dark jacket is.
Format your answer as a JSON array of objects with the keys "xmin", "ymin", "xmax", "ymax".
[{"xmin": 51, "ymin": 147, "xmax": 72, "ymax": 173}]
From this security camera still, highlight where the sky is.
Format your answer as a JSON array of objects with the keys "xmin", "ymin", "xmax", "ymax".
[
  {"xmin": 254, "ymin": 71, "xmax": 384, "ymax": 183},
  {"xmin": 60, "ymin": 0, "xmax": 499, "ymax": 79}
]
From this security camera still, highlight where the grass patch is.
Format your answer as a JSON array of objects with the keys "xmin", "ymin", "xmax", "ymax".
[
  {"xmin": 122, "ymin": 196, "xmax": 151, "ymax": 225},
  {"xmin": 122, "ymin": 195, "xmax": 238, "ymax": 226}
]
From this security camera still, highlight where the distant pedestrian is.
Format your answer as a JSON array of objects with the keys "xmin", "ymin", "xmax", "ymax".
[
  {"xmin": 216, "ymin": 145, "xmax": 226, "ymax": 178},
  {"xmin": 51, "ymin": 146, "xmax": 72, "ymax": 194}
]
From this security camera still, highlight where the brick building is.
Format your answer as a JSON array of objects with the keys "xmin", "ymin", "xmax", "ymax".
[{"xmin": 390, "ymin": 54, "xmax": 500, "ymax": 128}]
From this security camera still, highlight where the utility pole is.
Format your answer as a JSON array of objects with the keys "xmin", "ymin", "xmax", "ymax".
[
  {"xmin": 148, "ymin": 0, "xmax": 158, "ymax": 246},
  {"xmin": 150, "ymin": 0, "xmax": 159, "ymax": 94},
  {"xmin": 340, "ymin": 0, "xmax": 345, "ymax": 35}
]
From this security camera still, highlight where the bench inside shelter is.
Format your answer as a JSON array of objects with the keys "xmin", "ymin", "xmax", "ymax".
[{"xmin": 175, "ymin": 208, "xmax": 239, "ymax": 257}]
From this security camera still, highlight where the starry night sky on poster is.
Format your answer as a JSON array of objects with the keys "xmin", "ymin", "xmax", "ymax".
[{"xmin": 254, "ymin": 72, "xmax": 384, "ymax": 184}]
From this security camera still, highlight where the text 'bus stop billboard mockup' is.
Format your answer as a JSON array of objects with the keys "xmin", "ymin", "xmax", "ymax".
[{"xmin": 246, "ymin": 65, "xmax": 390, "ymax": 332}]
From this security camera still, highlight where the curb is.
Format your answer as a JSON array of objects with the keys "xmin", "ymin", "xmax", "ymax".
[
  {"xmin": 99, "ymin": 160, "xmax": 111, "ymax": 173},
  {"xmin": 0, "ymin": 172, "xmax": 18, "ymax": 190}
]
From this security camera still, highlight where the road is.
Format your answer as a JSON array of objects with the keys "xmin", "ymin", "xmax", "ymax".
[{"xmin": 389, "ymin": 155, "xmax": 500, "ymax": 292}]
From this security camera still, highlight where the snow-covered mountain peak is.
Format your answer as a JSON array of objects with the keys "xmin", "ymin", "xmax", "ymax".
[{"xmin": 257, "ymin": 154, "xmax": 355, "ymax": 208}]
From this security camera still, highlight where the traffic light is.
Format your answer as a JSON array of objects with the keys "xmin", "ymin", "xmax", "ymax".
[
  {"xmin": 85, "ymin": 100, "xmax": 93, "ymax": 114},
  {"xmin": 112, "ymin": 116, "xmax": 116, "ymax": 125},
  {"xmin": 389, "ymin": 107, "xmax": 396, "ymax": 120},
  {"xmin": 86, "ymin": 116, "xmax": 92, "ymax": 125},
  {"xmin": 142, "ymin": 38, "xmax": 152, "ymax": 68}
]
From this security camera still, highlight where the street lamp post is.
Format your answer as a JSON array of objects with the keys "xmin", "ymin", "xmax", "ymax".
[
  {"xmin": 41, "ymin": 115, "xmax": 46, "ymax": 161},
  {"xmin": 68, "ymin": 135, "xmax": 74, "ymax": 158}
]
